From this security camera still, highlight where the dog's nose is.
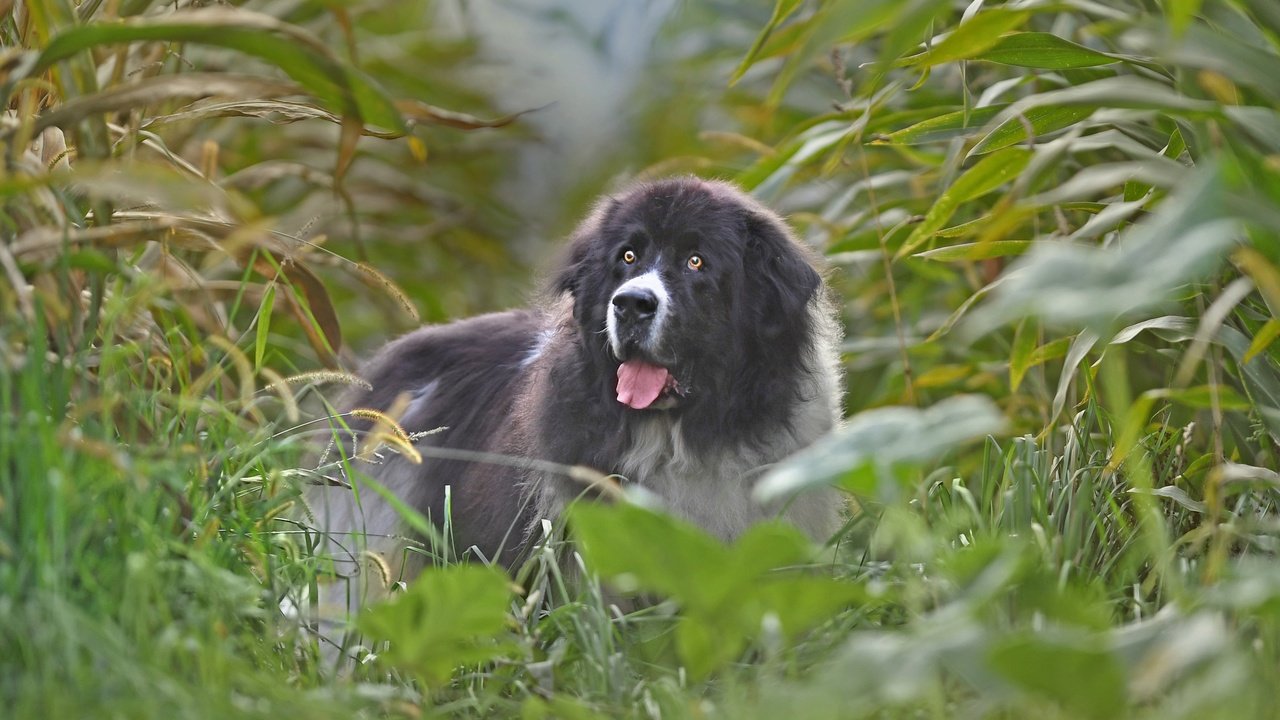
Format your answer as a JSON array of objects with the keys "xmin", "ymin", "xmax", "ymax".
[{"xmin": 612, "ymin": 288, "xmax": 659, "ymax": 321}]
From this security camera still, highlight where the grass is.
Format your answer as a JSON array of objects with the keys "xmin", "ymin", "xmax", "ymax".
[{"xmin": 4, "ymin": 0, "xmax": 1280, "ymax": 717}]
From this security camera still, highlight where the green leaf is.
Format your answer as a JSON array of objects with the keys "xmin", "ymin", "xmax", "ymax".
[
  {"xmin": 721, "ymin": 523, "xmax": 815, "ymax": 590},
  {"xmin": 35, "ymin": 7, "xmax": 405, "ymax": 132},
  {"xmin": 357, "ymin": 565, "xmax": 514, "ymax": 686},
  {"xmin": 571, "ymin": 503, "xmax": 728, "ymax": 607},
  {"xmin": 903, "ymin": 10, "xmax": 1030, "ymax": 67},
  {"xmin": 573, "ymin": 504, "xmax": 859, "ymax": 679},
  {"xmin": 675, "ymin": 619, "xmax": 750, "ymax": 680},
  {"xmin": 876, "ymin": 105, "xmax": 1005, "ymax": 145},
  {"xmin": 915, "ymin": 240, "xmax": 1031, "ymax": 261},
  {"xmin": 751, "ymin": 577, "xmax": 870, "ymax": 640},
  {"xmin": 970, "ymin": 105, "xmax": 1096, "ymax": 155},
  {"xmin": 898, "ymin": 147, "xmax": 1032, "ymax": 258},
  {"xmin": 254, "ymin": 284, "xmax": 275, "ymax": 371},
  {"xmin": 977, "ymin": 32, "xmax": 1120, "ymax": 69},
  {"xmin": 989, "ymin": 632, "xmax": 1126, "ymax": 719},
  {"xmin": 755, "ymin": 395, "xmax": 1006, "ymax": 502}
]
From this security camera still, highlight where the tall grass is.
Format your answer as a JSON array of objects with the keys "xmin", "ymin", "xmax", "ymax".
[
  {"xmin": 5, "ymin": 0, "xmax": 1280, "ymax": 718},
  {"xmin": 1, "ymin": 0, "xmax": 519, "ymax": 716}
]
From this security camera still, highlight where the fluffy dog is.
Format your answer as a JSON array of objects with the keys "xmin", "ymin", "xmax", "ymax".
[{"xmin": 309, "ymin": 177, "xmax": 843, "ymax": 592}]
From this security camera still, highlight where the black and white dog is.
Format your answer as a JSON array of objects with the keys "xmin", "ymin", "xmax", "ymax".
[{"xmin": 310, "ymin": 177, "xmax": 843, "ymax": 591}]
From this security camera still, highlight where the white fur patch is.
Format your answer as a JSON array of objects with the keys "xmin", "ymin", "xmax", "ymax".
[
  {"xmin": 607, "ymin": 270, "xmax": 670, "ymax": 357},
  {"xmin": 405, "ymin": 379, "xmax": 440, "ymax": 417},
  {"xmin": 521, "ymin": 328, "xmax": 556, "ymax": 368}
]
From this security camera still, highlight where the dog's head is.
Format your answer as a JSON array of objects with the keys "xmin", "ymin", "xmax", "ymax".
[{"xmin": 555, "ymin": 177, "xmax": 823, "ymax": 415}]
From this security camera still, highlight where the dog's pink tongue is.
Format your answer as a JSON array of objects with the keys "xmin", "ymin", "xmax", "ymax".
[{"xmin": 616, "ymin": 361, "xmax": 670, "ymax": 410}]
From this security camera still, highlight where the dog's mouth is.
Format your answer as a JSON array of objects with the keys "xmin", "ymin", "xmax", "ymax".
[{"xmin": 615, "ymin": 360, "xmax": 687, "ymax": 410}]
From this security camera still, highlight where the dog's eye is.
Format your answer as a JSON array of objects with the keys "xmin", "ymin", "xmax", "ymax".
[
  {"xmin": 687, "ymin": 254, "xmax": 704, "ymax": 271},
  {"xmin": 622, "ymin": 249, "xmax": 637, "ymax": 264}
]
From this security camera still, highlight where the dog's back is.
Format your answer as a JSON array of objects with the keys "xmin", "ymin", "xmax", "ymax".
[{"xmin": 311, "ymin": 310, "xmax": 543, "ymax": 581}]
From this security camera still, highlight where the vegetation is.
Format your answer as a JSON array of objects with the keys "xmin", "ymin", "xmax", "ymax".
[{"xmin": 4, "ymin": 0, "xmax": 1280, "ymax": 717}]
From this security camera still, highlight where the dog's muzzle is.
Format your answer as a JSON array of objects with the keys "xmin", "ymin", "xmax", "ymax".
[{"xmin": 607, "ymin": 272, "xmax": 668, "ymax": 357}]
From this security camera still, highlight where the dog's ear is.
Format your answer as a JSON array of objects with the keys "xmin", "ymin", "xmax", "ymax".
[
  {"xmin": 744, "ymin": 209, "xmax": 822, "ymax": 339},
  {"xmin": 553, "ymin": 197, "xmax": 620, "ymax": 297},
  {"xmin": 553, "ymin": 233, "xmax": 590, "ymax": 297}
]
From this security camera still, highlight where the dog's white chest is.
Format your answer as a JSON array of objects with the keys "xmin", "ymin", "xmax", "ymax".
[{"xmin": 614, "ymin": 415, "xmax": 836, "ymax": 542}]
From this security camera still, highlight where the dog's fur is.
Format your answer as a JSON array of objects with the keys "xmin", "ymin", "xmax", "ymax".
[{"xmin": 308, "ymin": 177, "xmax": 843, "ymax": 601}]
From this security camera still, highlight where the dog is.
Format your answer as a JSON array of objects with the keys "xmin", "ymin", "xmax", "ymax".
[{"xmin": 307, "ymin": 177, "xmax": 844, "ymax": 602}]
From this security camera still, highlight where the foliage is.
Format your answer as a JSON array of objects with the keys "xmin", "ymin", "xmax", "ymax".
[
  {"xmin": 1, "ymin": 0, "xmax": 522, "ymax": 716},
  {"xmin": 358, "ymin": 564, "xmax": 516, "ymax": 687},
  {"xmin": 571, "ymin": 503, "xmax": 869, "ymax": 680},
  {"xmin": 6, "ymin": 0, "xmax": 1280, "ymax": 718}
]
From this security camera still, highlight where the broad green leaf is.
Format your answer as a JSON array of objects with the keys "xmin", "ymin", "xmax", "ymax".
[
  {"xmin": 969, "ymin": 105, "xmax": 1096, "ymax": 155},
  {"xmin": 978, "ymin": 32, "xmax": 1120, "ymax": 69},
  {"xmin": 875, "ymin": 105, "xmax": 1005, "ymax": 145},
  {"xmin": 571, "ymin": 502, "xmax": 727, "ymax": 608},
  {"xmin": 35, "ymin": 7, "xmax": 405, "ymax": 132},
  {"xmin": 751, "ymin": 577, "xmax": 870, "ymax": 640},
  {"xmin": 676, "ymin": 618, "xmax": 750, "ymax": 680},
  {"xmin": 989, "ymin": 632, "xmax": 1126, "ymax": 719},
  {"xmin": 722, "ymin": 523, "xmax": 815, "ymax": 589},
  {"xmin": 573, "ymin": 504, "xmax": 857, "ymax": 679},
  {"xmin": 915, "ymin": 240, "xmax": 1031, "ymax": 261},
  {"xmin": 898, "ymin": 147, "xmax": 1032, "ymax": 258},
  {"xmin": 357, "ymin": 565, "xmax": 514, "ymax": 686},
  {"xmin": 903, "ymin": 10, "xmax": 1030, "ymax": 68},
  {"xmin": 755, "ymin": 395, "xmax": 1005, "ymax": 502}
]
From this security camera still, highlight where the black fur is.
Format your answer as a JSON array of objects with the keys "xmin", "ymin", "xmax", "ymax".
[{"xmin": 327, "ymin": 177, "xmax": 838, "ymax": 571}]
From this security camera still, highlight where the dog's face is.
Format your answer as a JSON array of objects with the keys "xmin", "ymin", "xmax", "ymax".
[{"xmin": 557, "ymin": 178, "xmax": 822, "ymax": 414}]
